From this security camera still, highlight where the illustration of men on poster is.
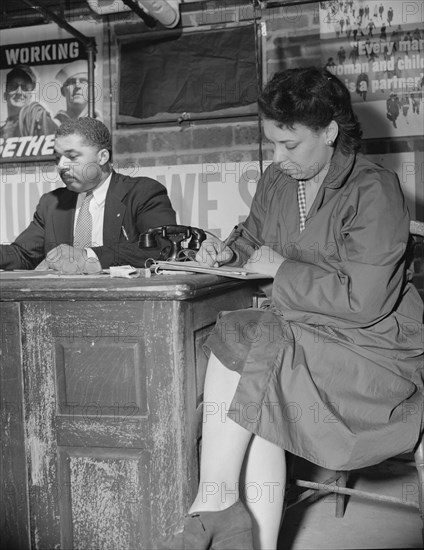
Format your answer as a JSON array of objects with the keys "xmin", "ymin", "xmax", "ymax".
[
  {"xmin": 1, "ymin": 65, "xmax": 57, "ymax": 140},
  {"xmin": 54, "ymin": 60, "xmax": 102, "ymax": 125},
  {"xmin": 0, "ymin": 22, "xmax": 103, "ymax": 162},
  {"xmin": 319, "ymin": 0, "xmax": 423, "ymax": 139}
]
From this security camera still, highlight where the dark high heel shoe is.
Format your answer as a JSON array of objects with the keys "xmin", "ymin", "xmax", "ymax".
[
  {"xmin": 210, "ymin": 500, "xmax": 253, "ymax": 550},
  {"xmin": 157, "ymin": 500, "xmax": 253, "ymax": 550},
  {"xmin": 158, "ymin": 512, "xmax": 211, "ymax": 550}
]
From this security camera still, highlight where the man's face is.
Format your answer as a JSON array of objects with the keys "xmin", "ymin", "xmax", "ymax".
[
  {"xmin": 62, "ymin": 76, "xmax": 88, "ymax": 107},
  {"xmin": 4, "ymin": 76, "xmax": 35, "ymax": 115},
  {"xmin": 55, "ymin": 133, "xmax": 105, "ymax": 193}
]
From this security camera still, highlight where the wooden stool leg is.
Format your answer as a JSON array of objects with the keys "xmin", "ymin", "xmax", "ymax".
[
  {"xmin": 414, "ymin": 438, "xmax": 424, "ymax": 545},
  {"xmin": 335, "ymin": 471, "xmax": 348, "ymax": 518}
]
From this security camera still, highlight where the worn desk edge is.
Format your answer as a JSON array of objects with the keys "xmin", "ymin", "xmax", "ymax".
[{"xmin": 0, "ymin": 272, "xmax": 260, "ymax": 301}]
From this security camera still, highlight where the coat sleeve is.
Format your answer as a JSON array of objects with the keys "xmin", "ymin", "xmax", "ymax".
[
  {"xmin": 272, "ymin": 170, "xmax": 410, "ymax": 328},
  {"xmin": 224, "ymin": 167, "xmax": 276, "ymax": 266},
  {"xmin": 0, "ymin": 196, "xmax": 49, "ymax": 270},
  {"xmin": 92, "ymin": 178, "xmax": 177, "ymax": 268}
]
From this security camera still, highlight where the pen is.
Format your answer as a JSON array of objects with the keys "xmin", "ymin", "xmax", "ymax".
[
  {"xmin": 214, "ymin": 225, "xmax": 238, "ymax": 266},
  {"xmin": 222, "ymin": 225, "xmax": 238, "ymax": 249},
  {"xmin": 121, "ymin": 225, "xmax": 129, "ymax": 240}
]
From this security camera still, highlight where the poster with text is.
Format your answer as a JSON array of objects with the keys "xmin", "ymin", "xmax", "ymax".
[
  {"xmin": 0, "ymin": 21, "xmax": 103, "ymax": 163},
  {"xmin": 319, "ymin": 0, "xmax": 423, "ymax": 138}
]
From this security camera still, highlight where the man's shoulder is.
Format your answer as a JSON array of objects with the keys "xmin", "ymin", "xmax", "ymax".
[
  {"xmin": 38, "ymin": 185, "xmax": 75, "ymax": 207},
  {"xmin": 41, "ymin": 185, "xmax": 70, "ymax": 197},
  {"xmin": 112, "ymin": 171, "xmax": 166, "ymax": 192}
]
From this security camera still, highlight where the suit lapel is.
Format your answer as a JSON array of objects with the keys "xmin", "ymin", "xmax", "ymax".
[{"xmin": 103, "ymin": 172, "xmax": 127, "ymax": 246}]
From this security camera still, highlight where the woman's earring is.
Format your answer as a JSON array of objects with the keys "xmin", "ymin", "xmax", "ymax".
[{"xmin": 327, "ymin": 139, "xmax": 334, "ymax": 146}]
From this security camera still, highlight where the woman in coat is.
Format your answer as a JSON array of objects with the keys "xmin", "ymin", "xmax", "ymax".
[{"xmin": 161, "ymin": 67, "xmax": 424, "ymax": 550}]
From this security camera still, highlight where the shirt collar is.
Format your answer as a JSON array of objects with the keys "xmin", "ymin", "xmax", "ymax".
[{"xmin": 90, "ymin": 172, "xmax": 112, "ymax": 205}]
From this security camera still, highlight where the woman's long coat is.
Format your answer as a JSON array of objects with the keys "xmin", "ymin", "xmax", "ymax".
[{"xmin": 206, "ymin": 149, "xmax": 423, "ymax": 470}]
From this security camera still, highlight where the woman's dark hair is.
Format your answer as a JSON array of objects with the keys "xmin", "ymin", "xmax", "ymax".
[
  {"xmin": 56, "ymin": 117, "xmax": 113, "ymax": 161},
  {"xmin": 258, "ymin": 67, "xmax": 362, "ymax": 154}
]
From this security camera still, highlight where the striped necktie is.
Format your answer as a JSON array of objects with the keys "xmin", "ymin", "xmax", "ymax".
[
  {"xmin": 297, "ymin": 180, "xmax": 307, "ymax": 232},
  {"xmin": 73, "ymin": 191, "xmax": 93, "ymax": 248}
]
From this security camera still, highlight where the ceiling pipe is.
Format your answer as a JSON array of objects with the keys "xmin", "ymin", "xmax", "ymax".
[
  {"xmin": 121, "ymin": 0, "xmax": 157, "ymax": 27},
  {"xmin": 86, "ymin": 0, "xmax": 180, "ymax": 28},
  {"xmin": 255, "ymin": 0, "xmax": 319, "ymax": 8},
  {"xmin": 86, "ymin": 0, "xmax": 132, "ymax": 15},
  {"xmin": 86, "ymin": 0, "xmax": 156, "ymax": 27},
  {"xmin": 138, "ymin": 0, "xmax": 180, "ymax": 28},
  {"xmin": 21, "ymin": 0, "xmax": 95, "ymax": 50}
]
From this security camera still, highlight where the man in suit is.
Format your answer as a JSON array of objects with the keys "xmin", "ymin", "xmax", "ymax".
[{"xmin": 0, "ymin": 117, "xmax": 176, "ymax": 273}]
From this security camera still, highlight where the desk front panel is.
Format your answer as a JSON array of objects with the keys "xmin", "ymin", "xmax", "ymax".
[{"xmin": 0, "ymin": 279, "xmax": 255, "ymax": 549}]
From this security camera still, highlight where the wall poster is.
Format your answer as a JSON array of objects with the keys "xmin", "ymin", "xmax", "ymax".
[
  {"xmin": 319, "ymin": 0, "xmax": 423, "ymax": 138},
  {"xmin": 0, "ymin": 21, "xmax": 103, "ymax": 163}
]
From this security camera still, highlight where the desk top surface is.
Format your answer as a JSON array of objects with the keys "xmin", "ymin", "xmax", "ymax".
[{"xmin": 0, "ymin": 270, "xmax": 255, "ymax": 302}]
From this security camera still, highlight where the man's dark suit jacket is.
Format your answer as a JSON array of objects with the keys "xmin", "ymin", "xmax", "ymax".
[{"xmin": 0, "ymin": 171, "xmax": 176, "ymax": 270}]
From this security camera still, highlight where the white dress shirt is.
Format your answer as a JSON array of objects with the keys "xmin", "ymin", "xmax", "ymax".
[{"xmin": 74, "ymin": 173, "xmax": 112, "ymax": 257}]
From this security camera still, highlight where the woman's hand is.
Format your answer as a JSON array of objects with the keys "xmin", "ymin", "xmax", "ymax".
[
  {"xmin": 244, "ymin": 246, "xmax": 285, "ymax": 278},
  {"xmin": 195, "ymin": 235, "xmax": 233, "ymax": 267}
]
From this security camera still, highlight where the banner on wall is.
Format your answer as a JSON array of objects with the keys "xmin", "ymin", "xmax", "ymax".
[
  {"xmin": 0, "ymin": 21, "xmax": 103, "ymax": 163},
  {"xmin": 318, "ymin": 0, "xmax": 423, "ymax": 138},
  {"xmin": 0, "ymin": 162, "xmax": 262, "ymax": 244},
  {"xmin": 0, "ymin": 159, "xmax": 419, "ymax": 246}
]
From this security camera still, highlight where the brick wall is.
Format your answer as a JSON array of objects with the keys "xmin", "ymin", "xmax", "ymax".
[
  {"xmin": 111, "ymin": 121, "xmax": 265, "ymax": 169},
  {"xmin": 102, "ymin": 2, "xmax": 319, "ymax": 169}
]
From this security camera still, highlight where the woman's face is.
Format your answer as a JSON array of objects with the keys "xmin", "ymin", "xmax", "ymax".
[{"xmin": 263, "ymin": 118, "xmax": 336, "ymax": 182}]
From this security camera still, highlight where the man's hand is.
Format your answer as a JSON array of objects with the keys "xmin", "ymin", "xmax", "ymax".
[
  {"xmin": 243, "ymin": 246, "xmax": 285, "ymax": 278},
  {"xmin": 195, "ymin": 235, "xmax": 233, "ymax": 267},
  {"xmin": 35, "ymin": 244, "xmax": 102, "ymax": 274}
]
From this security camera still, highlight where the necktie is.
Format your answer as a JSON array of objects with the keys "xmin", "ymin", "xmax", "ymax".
[
  {"xmin": 297, "ymin": 180, "xmax": 307, "ymax": 232},
  {"xmin": 73, "ymin": 191, "xmax": 93, "ymax": 248}
]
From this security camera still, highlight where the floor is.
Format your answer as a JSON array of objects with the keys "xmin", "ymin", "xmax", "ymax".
[{"xmin": 278, "ymin": 454, "xmax": 422, "ymax": 549}]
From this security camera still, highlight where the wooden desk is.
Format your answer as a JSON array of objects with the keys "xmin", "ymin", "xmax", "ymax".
[{"xmin": 0, "ymin": 273, "xmax": 256, "ymax": 549}]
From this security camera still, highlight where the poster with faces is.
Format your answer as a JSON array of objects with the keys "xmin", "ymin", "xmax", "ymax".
[{"xmin": 0, "ymin": 21, "xmax": 103, "ymax": 162}]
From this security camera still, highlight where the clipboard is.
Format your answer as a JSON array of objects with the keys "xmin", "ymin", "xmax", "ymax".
[{"xmin": 152, "ymin": 260, "xmax": 273, "ymax": 280}]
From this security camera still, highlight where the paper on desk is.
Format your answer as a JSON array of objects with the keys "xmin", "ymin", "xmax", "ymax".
[
  {"xmin": 110, "ymin": 266, "xmax": 151, "ymax": 278},
  {"xmin": 153, "ymin": 260, "xmax": 273, "ymax": 280}
]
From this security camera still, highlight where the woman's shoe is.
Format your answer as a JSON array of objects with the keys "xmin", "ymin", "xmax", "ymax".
[
  {"xmin": 211, "ymin": 530, "xmax": 254, "ymax": 550},
  {"xmin": 210, "ymin": 500, "xmax": 253, "ymax": 550},
  {"xmin": 157, "ymin": 500, "xmax": 253, "ymax": 550},
  {"xmin": 158, "ymin": 512, "xmax": 212, "ymax": 550}
]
